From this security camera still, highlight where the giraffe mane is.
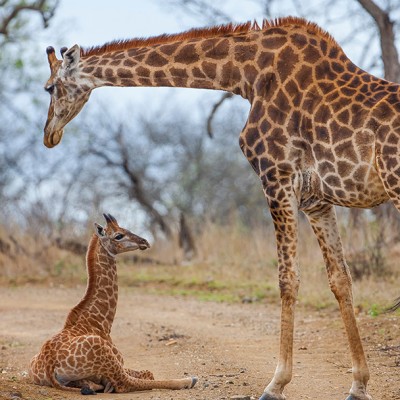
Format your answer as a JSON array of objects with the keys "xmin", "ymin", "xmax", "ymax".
[{"xmin": 80, "ymin": 16, "xmax": 338, "ymax": 58}]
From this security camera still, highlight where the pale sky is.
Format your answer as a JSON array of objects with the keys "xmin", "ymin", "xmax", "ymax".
[
  {"xmin": 36, "ymin": 0, "xmax": 393, "ymax": 120},
  {"xmin": 41, "ymin": 0, "xmax": 266, "ymax": 112},
  {"xmin": 30, "ymin": 0, "xmax": 394, "ymax": 226}
]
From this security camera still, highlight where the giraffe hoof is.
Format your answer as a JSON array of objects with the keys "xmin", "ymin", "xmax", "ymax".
[
  {"xmin": 258, "ymin": 393, "xmax": 285, "ymax": 400},
  {"xmin": 190, "ymin": 376, "xmax": 198, "ymax": 388},
  {"xmin": 345, "ymin": 396, "xmax": 373, "ymax": 400},
  {"xmin": 80, "ymin": 387, "xmax": 97, "ymax": 395},
  {"xmin": 104, "ymin": 381, "xmax": 114, "ymax": 393}
]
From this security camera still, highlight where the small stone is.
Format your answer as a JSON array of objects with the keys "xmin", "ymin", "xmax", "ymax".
[
  {"xmin": 10, "ymin": 392, "xmax": 22, "ymax": 399},
  {"xmin": 242, "ymin": 297, "xmax": 253, "ymax": 304},
  {"xmin": 230, "ymin": 396, "xmax": 251, "ymax": 400}
]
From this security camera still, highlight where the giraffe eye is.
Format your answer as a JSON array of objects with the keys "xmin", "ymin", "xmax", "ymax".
[
  {"xmin": 45, "ymin": 84, "xmax": 55, "ymax": 94},
  {"xmin": 114, "ymin": 234, "xmax": 124, "ymax": 241}
]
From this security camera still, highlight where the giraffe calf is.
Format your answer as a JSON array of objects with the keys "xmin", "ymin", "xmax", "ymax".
[{"xmin": 29, "ymin": 214, "xmax": 197, "ymax": 394}]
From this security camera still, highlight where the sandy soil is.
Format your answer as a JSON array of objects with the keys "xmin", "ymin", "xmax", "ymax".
[{"xmin": 0, "ymin": 286, "xmax": 399, "ymax": 400}]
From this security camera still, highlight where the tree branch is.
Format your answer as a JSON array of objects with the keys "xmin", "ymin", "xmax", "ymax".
[
  {"xmin": 115, "ymin": 131, "xmax": 173, "ymax": 237},
  {"xmin": 89, "ymin": 131, "xmax": 172, "ymax": 238},
  {"xmin": 206, "ymin": 92, "xmax": 233, "ymax": 138},
  {"xmin": 0, "ymin": 0, "xmax": 58, "ymax": 37}
]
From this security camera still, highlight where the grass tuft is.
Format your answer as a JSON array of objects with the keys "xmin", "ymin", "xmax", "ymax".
[{"xmin": 0, "ymin": 214, "xmax": 398, "ymax": 312}]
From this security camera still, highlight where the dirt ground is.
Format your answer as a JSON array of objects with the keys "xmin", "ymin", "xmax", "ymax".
[{"xmin": 0, "ymin": 286, "xmax": 399, "ymax": 400}]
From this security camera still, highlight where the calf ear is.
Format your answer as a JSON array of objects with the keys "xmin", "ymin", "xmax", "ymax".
[
  {"xmin": 62, "ymin": 44, "xmax": 81, "ymax": 70},
  {"xmin": 94, "ymin": 222, "xmax": 106, "ymax": 237}
]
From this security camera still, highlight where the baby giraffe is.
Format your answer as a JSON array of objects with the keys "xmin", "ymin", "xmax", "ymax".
[{"xmin": 29, "ymin": 213, "xmax": 197, "ymax": 394}]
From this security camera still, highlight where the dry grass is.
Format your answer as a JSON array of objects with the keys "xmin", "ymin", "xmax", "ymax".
[{"xmin": 0, "ymin": 214, "xmax": 398, "ymax": 313}]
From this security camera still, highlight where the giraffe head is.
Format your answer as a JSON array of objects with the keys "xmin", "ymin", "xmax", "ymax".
[
  {"xmin": 94, "ymin": 213, "xmax": 150, "ymax": 256},
  {"xmin": 43, "ymin": 45, "xmax": 92, "ymax": 148}
]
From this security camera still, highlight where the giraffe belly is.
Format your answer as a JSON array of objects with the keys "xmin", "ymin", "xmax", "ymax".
[
  {"xmin": 54, "ymin": 368, "xmax": 100, "ymax": 386},
  {"xmin": 317, "ymin": 165, "xmax": 389, "ymax": 208}
]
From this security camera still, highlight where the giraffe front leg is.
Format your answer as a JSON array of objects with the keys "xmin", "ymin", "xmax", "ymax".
[
  {"xmin": 67, "ymin": 378, "xmax": 105, "ymax": 394},
  {"xmin": 306, "ymin": 205, "xmax": 372, "ymax": 400},
  {"xmin": 260, "ymin": 195, "xmax": 300, "ymax": 400}
]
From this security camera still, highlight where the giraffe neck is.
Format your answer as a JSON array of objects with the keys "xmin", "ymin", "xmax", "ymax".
[
  {"xmin": 63, "ymin": 234, "xmax": 118, "ymax": 335},
  {"xmin": 81, "ymin": 31, "xmax": 266, "ymax": 100}
]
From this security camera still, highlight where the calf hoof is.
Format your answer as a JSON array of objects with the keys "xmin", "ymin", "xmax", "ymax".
[
  {"xmin": 80, "ymin": 387, "xmax": 97, "ymax": 395},
  {"xmin": 190, "ymin": 376, "xmax": 198, "ymax": 388}
]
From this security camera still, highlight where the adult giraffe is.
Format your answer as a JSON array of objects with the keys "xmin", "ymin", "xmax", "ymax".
[{"xmin": 43, "ymin": 17, "xmax": 399, "ymax": 400}]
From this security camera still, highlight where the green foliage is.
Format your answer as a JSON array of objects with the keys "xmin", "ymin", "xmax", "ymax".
[
  {"xmin": 14, "ymin": 58, "xmax": 23, "ymax": 69},
  {"xmin": 50, "ymin": 259, "xmax": 81, "ymax": 280},
  {"xmin": 368, "ymin": 304, "xmax": 381, "ymax": 317},
  {"xmin": 117, "ymin": 261, "xmax": 279, "ymax": 305}
]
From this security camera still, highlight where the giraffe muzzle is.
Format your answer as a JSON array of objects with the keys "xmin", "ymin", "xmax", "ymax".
[
  {"xmin": 44, "ymin": 129, "xmax": 63, "ymax": 148},
  {"xmin": 139, "ymin": 239, "xmax": 150, "ymax": 250}
]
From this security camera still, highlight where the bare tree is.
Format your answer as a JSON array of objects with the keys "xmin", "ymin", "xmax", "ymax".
[
  {"xmin": 88, "ymin": 126, "xmax": 173, "ymax": 238},
  {"xmin": 178, "ymin": 212, "xmax": 197, "ymax": 261},
  {"xmin": 0, "ymin": 0, "xmax": 59, "ymax": 219}
]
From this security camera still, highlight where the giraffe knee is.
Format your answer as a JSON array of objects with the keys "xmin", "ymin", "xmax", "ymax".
[
  {"xmin": 279, "ymin": 273, "xmax": 300, "ymax": 302},
  {"xmin": 140, "ymin": 370, "xmax": 154, "ymax": 380},
  {"xmin": 328, "ymin": 264, "xmax": 353, "ymax": 300}
]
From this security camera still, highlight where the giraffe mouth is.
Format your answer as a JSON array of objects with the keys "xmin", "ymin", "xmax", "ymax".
[{"xmin": 44, "ymin": 129, "xmax": 63, "ymax": 148}]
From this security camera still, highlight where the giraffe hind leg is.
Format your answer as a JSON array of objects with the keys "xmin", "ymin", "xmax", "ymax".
[
  {"xmin": 91, "ymin": 341, "xmax": 197, "ymax": 392},
  {"xmin": 125, "ymin": 368, "xmax": 155, "ymax": 380},
  {"xmin": 305, "ymin": 204, "xmax": 372, "ymax": 400},
  {"xmin": 375, "ymin": 145, "xmax": 400, "ymax": 310}
]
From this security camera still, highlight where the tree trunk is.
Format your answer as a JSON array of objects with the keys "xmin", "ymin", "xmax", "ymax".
[{"xmin": 356, "ymin": 0, "xmax": 400, "ymax": 82}]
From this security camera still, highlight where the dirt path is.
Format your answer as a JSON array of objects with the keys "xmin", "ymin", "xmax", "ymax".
[{"xmin": 0, "ymin": 286, "xmax": 399, "ymax": 400}]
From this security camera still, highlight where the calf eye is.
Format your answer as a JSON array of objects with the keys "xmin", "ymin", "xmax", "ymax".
[
  {"xmin": 45, "ymin": 84, "xmax": 55, "ymax": 94},
  {"xmin": 114, "ymin": 234, "xmax": 124, "ymax": 240}
]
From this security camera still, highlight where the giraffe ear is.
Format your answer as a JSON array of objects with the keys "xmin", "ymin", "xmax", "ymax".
[
  {"xmin": 62, "ymin": 44, "xmax": 81, "ymax": 70},
  {"xmin": 94, "ymin": 222, "xmax": 106, "ymax": 238}
]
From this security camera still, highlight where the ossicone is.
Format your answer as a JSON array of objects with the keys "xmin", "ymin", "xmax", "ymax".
[
  {"xmin": 60, "ymin": 47, "xmax": 68, "ymax": 57},
  {"xmin": 103, "ymin": 213, "xmax": 118, "ymax": 225},
  {"xmin": 46, "ymin": 45, "xmax": 59, "ymax": 67}
]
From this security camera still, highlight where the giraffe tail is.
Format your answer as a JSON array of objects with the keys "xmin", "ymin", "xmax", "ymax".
[{"xmin": 386, "ymin": 297, "xmax": 400, "ymax": 313}]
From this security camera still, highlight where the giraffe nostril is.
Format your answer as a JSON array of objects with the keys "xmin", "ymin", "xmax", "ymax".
[{"xmin": 139, "ymin": 239, "xmax": 150, "ymax": 250}]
